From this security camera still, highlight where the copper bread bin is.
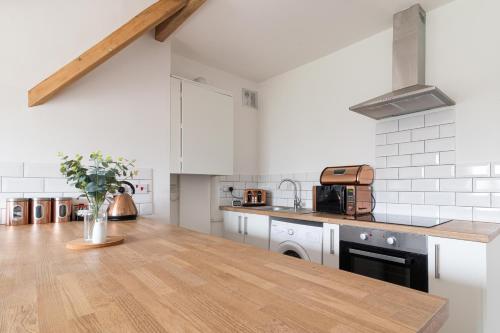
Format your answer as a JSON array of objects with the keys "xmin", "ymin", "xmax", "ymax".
[
  {"xmin": 243, "ymin": 189, "xmax": 267, "ymax": 206},
  {"xmin": 320, "ymin": 165, "xmax": 374, "ymax": 185},
  {"xmin": 6, "ymin": 198, "xmax": 30, "ymax": 225}
]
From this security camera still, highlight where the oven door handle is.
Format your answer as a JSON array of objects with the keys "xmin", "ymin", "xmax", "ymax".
[{"xmin": 348, "ymin": 248, "xmax": 406, "ymax": 265}]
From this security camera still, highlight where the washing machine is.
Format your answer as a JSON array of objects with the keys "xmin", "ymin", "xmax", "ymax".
[{"xmin": 270, "ymin": 218, "xmax": 323, "ymax": 264}]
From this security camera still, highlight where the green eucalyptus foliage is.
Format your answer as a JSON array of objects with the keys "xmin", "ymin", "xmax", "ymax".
[{"xmin": 58, "ymin": 151, "xmax": 137, "ymax": 214}]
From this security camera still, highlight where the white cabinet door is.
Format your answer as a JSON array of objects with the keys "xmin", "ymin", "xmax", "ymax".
[
  {"xmin": 428, "ymin": 236, "xmax": 486, "ymax": 333},
  {"xmin": 244, "ymin": 213, "xmax": 270, "ymax": 250},
  {"xmin": 181, "ymin": 80, "xmax": 233, "ymax": 175},
  {"xmin": 170, "ymin": 77, "xmax": 182, "ymax": 173},
  {"xmin": 223, "ymin": 211, "xmax": 244, "ymax": 243},
  {"xmin": 322, "ymin": 223, "xmax": 340, "ymax": 268}
]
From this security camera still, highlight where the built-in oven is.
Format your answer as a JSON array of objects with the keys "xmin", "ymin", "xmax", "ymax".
[{"xmin": 339, "ymin": 225, "xmax": 428, "ymax": 292}]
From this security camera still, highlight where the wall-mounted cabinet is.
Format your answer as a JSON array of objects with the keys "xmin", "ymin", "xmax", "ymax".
[{"xmin": 170, "ymin": 76, "xmax": 234, "ymax": 175}]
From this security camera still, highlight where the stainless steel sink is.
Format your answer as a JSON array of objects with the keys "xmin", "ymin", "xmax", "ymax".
[{"xmin": 252, "ymin": 206, "xmax": 313, "ymax": 213}]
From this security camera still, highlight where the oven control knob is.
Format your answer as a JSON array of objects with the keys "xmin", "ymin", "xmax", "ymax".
[
  {"xmin": 359, "ymin": 233, "xmax": 369, "ymax": 241},
  {"xmin": 288, "ymin": 229, "xmax": 294, "ymax": 236},
  {"xmin": 386, "ymin": 236, "xmax": 397, "ymax": 245}
]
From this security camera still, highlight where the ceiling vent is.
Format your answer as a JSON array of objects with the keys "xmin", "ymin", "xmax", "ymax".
[{"xmin": 242, "ymin": 89, "xmax": 258, "ymax": 110}]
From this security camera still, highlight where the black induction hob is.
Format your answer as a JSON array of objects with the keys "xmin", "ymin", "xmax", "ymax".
[{"xmin": 350, "ymin": 213, "xmax": 452, "ymax": 228}]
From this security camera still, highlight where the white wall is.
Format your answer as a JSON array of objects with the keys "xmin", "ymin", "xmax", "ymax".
[
  {"xmin": 0, "ymin": 0, "xmax": 172, "ymax": 220},
  {"xmin": 171, "ymin": 53, "xmax": 259, "ymax": 175},
  {"xmin": 257, "ymin": 0, "xmax": 500, "ymax": 175}
]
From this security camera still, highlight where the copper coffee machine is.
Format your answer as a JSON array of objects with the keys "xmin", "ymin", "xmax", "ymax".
[{"xmin": 313, "ymin": 165, "xmax": 374, "ymax": 216}]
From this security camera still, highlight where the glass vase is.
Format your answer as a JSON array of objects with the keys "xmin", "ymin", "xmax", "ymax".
[{"xmin": 83, "ymin": 206, "xmax": 108, "ymax": 244}]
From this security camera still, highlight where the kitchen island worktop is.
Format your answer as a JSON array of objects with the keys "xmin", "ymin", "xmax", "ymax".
[
  {"xmin": 0, "ymin": 219, "xmax": 447, "ymax": 333},
  {"xmin": 221, "ymin": 206, "xmax": 500, "ymax": 243}
]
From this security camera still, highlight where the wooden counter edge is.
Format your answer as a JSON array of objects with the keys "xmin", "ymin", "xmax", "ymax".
[{"xmin": 220, "ymin": 206, "xmax": 500, "ymax": 243}]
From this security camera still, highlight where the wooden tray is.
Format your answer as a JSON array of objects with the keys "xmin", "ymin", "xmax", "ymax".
[{"xmin": 66, "ymin": 235, "xmax": 125, "ymax": 250}]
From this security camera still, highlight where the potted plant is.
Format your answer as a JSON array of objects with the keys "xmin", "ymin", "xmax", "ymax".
[{"xmin": 59, "ymin": 151, "xmax": 136, "ymax": 243}]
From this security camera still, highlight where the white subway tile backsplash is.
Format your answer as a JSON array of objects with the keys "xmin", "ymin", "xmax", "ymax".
[
  {"xmin": 24, "ymin": 163, "xmax": 61, "ymax": 178},
  {"xmin": 399, "ymin": 115, "xmax": 424, "ymax": 131},
  {"xmin": 412, "ymin": 179, "xmax": 439, "ymax": 192},
  {"xmin": 425, "ymin": 192, "xmax": 455, "ymax": 206},
  {"xmin": 2, "ymin": 178, "xmax": 43, "ymax": 192},
  {"xmin": 399, "ymin": 141, "xmax": 424, "ymax": 155},
  {"xmin": 375, "ymin": 168, "xmax": 398, "ymax": 180},
  {"xmin": 139, "ymin": 203, "xmax": 153, "ymax": 215},
  {"xmin": 376, "ymin": 134, "xmax": 387, "ymax": 146},
  {"xmin": 387, "ymin": 155, "xmax": 411, "ymax": 168},
  {"xmin": 373, "ymin": 203, "xmax": 387, "ymax": 214},
  {"xmin": 425, "ymin": 137, "xmax": 455, "ymax": 153},
  {"xmin": 387, "ymin": 204, "xmax": 411, "ymax": 215},
  {"xmin": 136, "ymin": 168, "xmax": 153, "ymax": 180},
  {"xmin": 0, "ymin": 162, "xmax": 23, "ymax": 177},
  {"xmin": 375, "ymin": 157, "xmax": 387, "ymax": 168},
  {"xmin": 412, "ymin": 205, "xmax": 439, "ymax": 218},
  {"xmin": 375, "ymin": 192, "xmax": 398, "ymax": 204},
  {"xmin": 439, "ymin": 151, "xmax": 456, "ymax": 165},
  {"xmin": 399, "ymin": 192, "xmax": 425, "ymax": 204},
  {"xmin": 373, "ymin": 180, "xmax": 387, "ymax": 191},
  {"xmin": 424, "ymin": 165, "xmax": 455, "ymax": 178},
  {"xmin": 492, "ymin": 163, "xmax": 500, "ymax": 177},
  {"xmin": 376, "ymin": 120, "xmax": 398, "ymax": 134},
  {"xmin": 456, "ymin": 193, "xmax": 490, "ymax": 207},
  {"xmin": 133, "ymin": 193, "xmax": 153, "ymax": 204},
  {"xmin": 492, "ymin": 194, "xmax": 500, "ymax": 208},
  {"xmin": 387, "ymin": 131, "xmax": 411, "ymax": 144},
  {"xmin": 44, "ymin": 179, "xmax": 77, "ymax": 192},
  {"xmin": 473, "ymin": 208, "xmax": 500, "ymax": 223},
  {"xmin": 412, "ymin": 126, "xmax": 439, "ymax": 141},
  {"xmin": 412, "ymin": 153, "xmax": 439, "ymax": 166},
  {"xmin": 425, "ymin": 109, "xmax": 455, "ymax": 126},
  {"xmin": 474, "ymin": 178, "xmax": 500, "ymax": 192},
  {"xmin": 456, "ymin": 163, "xmax": 491, "ymax": 178},
  {"xmin": 387, "ymin": 180, "xmax": 411, "ymax": 191},
  {"xmin": 440, "ymin": 178, "xmax": 472, "ymax": 192},
  {"xmin": 440, "ymin": 206, "xmax": 473, "ymax": 221},
  {"xmin": 439, "ymin": 123, "xmax": 455, "ymax": 138},
  {"xmin": 376, "ymin": 144, "xmax": 399, "ymax": 157},
  {"xmin": 23, "ymin": 192, "xmax": 63, "ymax": 199},
  {"xmin": 399, "ymin": 167, "xmax": 424, "ymax": 179}
]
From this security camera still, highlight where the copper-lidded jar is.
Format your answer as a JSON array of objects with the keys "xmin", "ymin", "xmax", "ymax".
[
  {"xmin": 6, "ymin": 198, "xmax": 30, "ymax": 226},
  {"xmin": 52, "ymin": 197, "xmax": 73, "ymax": 223},
  {"xmin": 31, "ymin": 198, "xmax": 52, "ymax": 224}
]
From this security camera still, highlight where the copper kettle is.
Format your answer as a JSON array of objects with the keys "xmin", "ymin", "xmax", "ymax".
[{"xmin": 107, "ymin": 181, "xmax": 138, "ymax": 221}]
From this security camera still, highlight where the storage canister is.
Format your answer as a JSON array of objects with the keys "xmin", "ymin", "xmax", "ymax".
[
  {"xmin": 52, "ymin": 197, "xmax": 73, "ymax": 223},
  {"xmin": 6, "ymin": 198, "xmax": 30, "ymax": 226},
  {"xmin": 31, "ymin": 198, "xmax": 52, "ymax": 224}
]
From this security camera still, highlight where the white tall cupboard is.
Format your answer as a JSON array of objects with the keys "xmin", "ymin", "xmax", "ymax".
[{"xmin": 170, "ymin": 76, "xmax": 234, "ymax": 175}]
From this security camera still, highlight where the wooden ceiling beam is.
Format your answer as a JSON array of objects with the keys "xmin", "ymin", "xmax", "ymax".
[
  {"xmin": 28, "ymin": 0, "xmax": 188, "ymax": 107},
  {"xmin": 155, "ymin": 0, "xmax": 206, "ymax": 42}
]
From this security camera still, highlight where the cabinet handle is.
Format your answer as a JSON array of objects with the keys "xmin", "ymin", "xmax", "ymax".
[
  {"xmin": 238, "ymin": 216, "xmax": 242, "ymax": 234},
  {"xmin": 244, "ymin": 216, "xmax": 248, "ymax": 235},
  {"xmin": 435, "ymin": 244, "xmax": 440, "ymax": 279},
  {"xmin": 330, "ymin": 228, "xmax": 335, "ymax": 254}
]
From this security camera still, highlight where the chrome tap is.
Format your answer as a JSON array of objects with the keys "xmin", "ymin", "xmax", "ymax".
[{"xmin": 278, "ymin": 178, "xmax": 301, "ymax": 211}]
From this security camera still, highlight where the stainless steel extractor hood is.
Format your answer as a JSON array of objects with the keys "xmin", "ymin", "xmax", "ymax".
[{"xmin": 349, "ymin": 4, "xmax": 455, "ymax": 120}]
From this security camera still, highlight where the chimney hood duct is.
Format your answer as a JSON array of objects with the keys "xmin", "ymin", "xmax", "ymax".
[{"xmin": 349, "ymin": 4, "xmax": 455, "ymax": 120}]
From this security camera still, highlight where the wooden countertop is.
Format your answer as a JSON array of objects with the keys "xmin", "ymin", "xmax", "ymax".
[
  {"xmin": 221, "ymin": 206, "xmax": 500, "ymax": 243},
  {"xmin": 0, "ymin": 219, "xmax": 447, "ymax": 333}
]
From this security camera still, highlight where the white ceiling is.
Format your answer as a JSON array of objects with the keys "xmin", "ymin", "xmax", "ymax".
[{"xmin": 172, "ymin": 0, "xmax": 455, "ymax": 82}]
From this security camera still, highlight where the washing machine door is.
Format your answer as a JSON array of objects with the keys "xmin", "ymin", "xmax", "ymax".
[{"xmin": 278, "ymin": 241, "xmax": 311, "ymax": 261}]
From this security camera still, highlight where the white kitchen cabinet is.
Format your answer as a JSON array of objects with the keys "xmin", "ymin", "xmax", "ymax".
[
  {"xmin": 170, "ymin": 76, "xmax": 234, "ymax": 175},
  {"xmin": 428, "ymin": 236, "xmax": 500, "ymax": 333},
  {"xmin": 223, "ymin": 211, "xmax": 270, "ymax": 249},
  {"xmin": 170, "ymin": 77, "xmax": 182, "ymax": 174},
  {"xmin": 322, "ymin": 223, "xmax": 340, "ymax": 268}
]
